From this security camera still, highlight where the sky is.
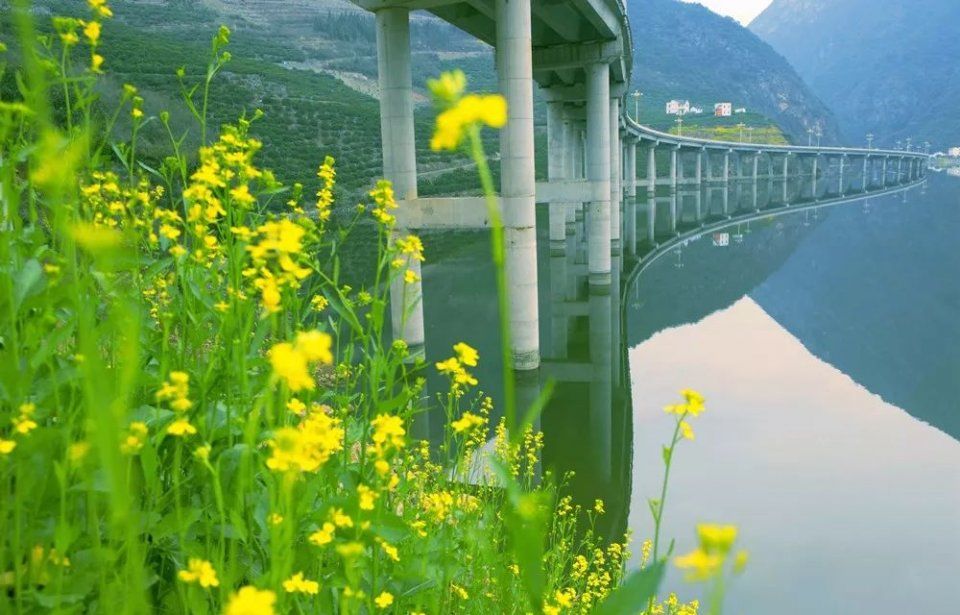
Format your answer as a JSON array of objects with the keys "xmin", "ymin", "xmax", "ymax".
[{"xmin": 680, "ymin": 0, "xmax": 774, "ymax": 25}]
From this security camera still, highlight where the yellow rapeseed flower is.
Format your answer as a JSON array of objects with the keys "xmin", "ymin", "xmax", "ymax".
[
  {"xmin": 0, "ymin": 439, "xmax": 16, "ymax": 455},
  {"xmin": 83, "ymin": 21, "xmax": 101, "ymax": 44},
  {"xmin": 309, "ymin": 522, "xmax": 336, "ymax": 546},
  {"xmin": 431, "ymin": 93, "xmax": 508, "ymax": 151},
  {"xmin": 679, "ymin": 420, "xmax": 695, "ymax": 440},
  {"xmin": 167, "ymin": 419, "xmax": 197, "ymax": 437},
  {"xmin": 370, "ymin": 414, "xmax": 405, "ymax": 452},
  {"xmin": 374, "ymin": 591, "xmax": 394, "ymax": 609},
  {"xmin": 453, "ymin": 342, "xmax": 479, "ymax": 367},
  {"xmin": 177, "ymin": 558, "xmax": 219, "ymax": 588},
  {"xmin": 88, "ymin": 0, "xmax": 113, "ymax": 19},
  {"xmin": 357, "ymin": 484, "xmax": 377, "ymax": 511},
  {"xmin": 427, "ymin": 69, "xmax": 466, "ymax": 103},
  {"xmin": 282, "ymin": 572, "xmax": 319, "ymax": 595},
  {"xmin": 225, "ymin": 586, "xmax": 276, "ymax": 615},
  {"xmin": 450, "ymin": 412, "xmax": 484, "ymax": 434}
]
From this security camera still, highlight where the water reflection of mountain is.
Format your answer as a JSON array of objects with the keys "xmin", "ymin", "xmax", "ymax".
[
  {"xmin": 627, "ymin": 176, "xmax": 959, "ymax": 441},
  {"xmin": 627, "ymin": 209, "xmax": 826, "ymax": 345},
  {"xmin": 751, "ymin": 176, "xmax": 960, "ymax": 440}
]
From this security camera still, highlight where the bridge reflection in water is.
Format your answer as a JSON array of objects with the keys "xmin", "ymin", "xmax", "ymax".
[{"xmin": 419, "ymin": 163, "xmax": 930, "ymax": 545}]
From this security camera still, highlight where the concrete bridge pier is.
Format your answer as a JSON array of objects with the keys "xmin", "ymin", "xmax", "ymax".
[
  {"xmin": 862, "ymin": 156, "xmax": 869, "ymax": 191},
  {"xmin": 752, "ymin": 152, "xmax": 760, "ymax": 184},
  {"xmin": 375, "ymin": 6, "xmax": 425, "ymax": 360},
  {"xmin": 695, "ymin": 149, "xmax": 703, "ymax": 185},
  {"xmin": 546, "ymin": 99, "xmax": 570, "ymax": 259},
  {"xmin": 723, "ymin": 150, "xmax": 731, "ymax": 184},
  {"xmin": 646, "ymin": 192, "xmax": 657, "ymax": 244},
  {"xmin": 838, "ymin": 154, "xmax": 846, "ymax": 195},
  {"xmin": 625, "ymin": 137, "xmax": 638, "ymax": 255},
  {"xmin": 705, "ymin": 150, "xmax": 714, "ymax": 181},
  {"xmin": 782, "ymin": 152, "xmax": 790, "ymax": 178},
  {"xmin": 811, "ymin": 154, "xmax": 819, "ymax": 198},
  {"xmin": 669, "ymin": 191, "xmax": 678, "ymax": 233},
  {"xmin": 882, "ymin": 157, "xmax": 888, "ymax": 187},
  {"xmin": 609, "ymin": 96, "xmax": 622, "ymax": 257},
  {"xmin": 722, "ymin": 181, "xmax": 730, "ymax": 216},
  {"xmin": 646, "ymin": 143, "xmax": 657, "ymax": 196},
  {"xmin": 586, "ymin": 61, "xmax": 612, "ymax": 289},
  {"xmin": 495, "ymin": 0, "xmax": 539, "ymax": 371},
  {"xmin": 670, "ymin": 146, "xmax": 679, "ymax": 192}
]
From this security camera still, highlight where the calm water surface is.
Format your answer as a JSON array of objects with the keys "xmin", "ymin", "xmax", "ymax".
[{"xmin": 421, "ymin": 171, "xmax": 960, "ymax": 613}]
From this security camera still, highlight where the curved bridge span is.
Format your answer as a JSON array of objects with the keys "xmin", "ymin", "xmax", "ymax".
[{"xmin": 348, "ymin": 0, "xmax": 929, "ymax": 371}]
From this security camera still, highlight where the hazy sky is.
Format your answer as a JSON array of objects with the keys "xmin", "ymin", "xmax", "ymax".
[{"xmin": 680, "ymin": 0, "xmax": 774, "ymax": 25}]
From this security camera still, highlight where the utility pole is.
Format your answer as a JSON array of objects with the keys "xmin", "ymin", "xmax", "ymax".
[
  {"xmin": 816, "ymin": 127, "xmax": 822, "ymax": 148},
  {"xmin": 747, "ymin": 126, "xmax": 754, "ymax": 143},
  {"xmin": 905, "ymin": 137, "xmax": 912, "ymax": 151},
  {"xmin": 866, "ymin": 133, "xmax": 874, "ymax": 150},
  {"xmin": 807, "ymin": 128, "xmax": 814, "ymax": 146},
  {"xmin": 675, "ymin": 113, "xmax": 684, "ymax": 137},
  {"xmin": 632, "ymin": 90, "xmax": 643, "ymax": 122},
  {"xmin": 738, "ymin": 122, "xmax": 746, "ymax": 143}
]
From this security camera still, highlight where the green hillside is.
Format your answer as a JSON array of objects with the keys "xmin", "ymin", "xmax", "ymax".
[
  {"xmin": 629, "ymin": 0, "xmax": 841, "ymax": 145},
  {"xmin": 751, "ymin": 0, "xmax": 960, "ymax": 150}
]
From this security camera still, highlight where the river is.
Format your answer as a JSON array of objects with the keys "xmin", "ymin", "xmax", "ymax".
[{"xmin": 419, "ymin": 169, "xmax": 959, "ymax": 613}]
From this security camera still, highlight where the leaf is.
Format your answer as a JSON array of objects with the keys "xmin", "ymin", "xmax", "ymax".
[
  {"xmin": 662, "ymin": 445, "xmax": 672, "ymax": 465},
  {"xmin": 591, "ymin": 560, "xmax": 665, "ymax": 615},
  {"xmin": 13, "ymin": 259, "xmax": 43, "ymax": 311},
  {"xmin": 513, "ymin": 379, "xmax": 555, "ymax": 445},
  {"xmin": 648, "ymin": 498, "xmax": 661, "ymax": 520},
  {"xmin": 490, "ymin": 460, "xmax": 547, "ymax": 612}
]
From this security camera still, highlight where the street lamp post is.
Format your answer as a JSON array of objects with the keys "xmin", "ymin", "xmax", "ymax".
[
  {"xmin": 807, "ymin": 128, "xmax": 814, "ymax": 146},
  {"xmin": 816, "ymin": 127, "xmax": 822, "ymax": 148},
  {"xmin": 632, "ymin": 90, "xmax": 643, "ymax": 122},
  {"xmin": 739, "ymin": 123, "xmax": 746, "ymax": 143},
  {"xmin": 675, "ymin": 114, "xmax": 684, "ymax": 137},
  {"xmin": 747, "ymin": 126, "xmax": 755, "ymax": 143},
  {"xmin": 905, "ymin": 137, "xmax": 913, "ymax": 152},
  {"xmin": 866, "ymin": 133, "xmax": 874, "ymax": 150}
]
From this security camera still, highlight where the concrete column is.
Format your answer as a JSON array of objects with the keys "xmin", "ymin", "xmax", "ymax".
[
  {"xmin": 862, "ymin": 156, "xmax": 869, "ymax": 191},
  {"xmin": 669, "ymin": 191, "xmax": 678, "ymax": 233},
  {"xmin": 547, "ymin": 100, "xmax": 567, "ymax": 248},
  {"xmin": 377, "ymin": 7, "xmax": 424, "ymax": 357},
  {"xmin": 496, "ymin": 0, "xmax": 538, "ymax": 370},
  {"xmin": 609, "ymin": 97, "xmax": 622, "ymax": 255},
  {"xmin": 695, "ymin": 149, "xmax": 703, "ymax": 185},
  {"xmin": 588, "ymin": 289, "xmax": 612, "ymax": 482},
  {"xmin": 782, "ymin": 153, "xmax": 789, "ymax": 178},
  {"xmin": 812, "ymin": 154, "xmax": 819, "ymax": 197},
  {"xmin": 722, "ymin": 182, "xmax": 730, "ymax": 216},
  {"xmin": 646, "ymin": 194, "xmax": 656, "ymax": 243},
  {"xmin": 882, "ymin": 157, "xmax": 888, "ymax": 186},
  {"xmin": 752, "ymin": 152, "xmax": 760, "ymax": 182},
  {"xmin": 705, "ymin": 150, "xmax": 713, "ymax": 181},
  {"xmin": 670, "ymin": 147, "xmax": 678, "ymax": 192},
  {"xmin": 647, "ymin": 144, "xmax": 657, "ymax": 195},
  {"xmin": 723, "ymin": 151, "xmax": 730, "ymax": 184},
  {"xmin": 897, "ymin": 156, "xmax": 903, "ymax": 181},
  {"xmin": 838, "ymin": 155, "xmax": 845, "ymax": 194},
  {"xmin": 586, "ymin": 61, "xmax": 611, "ymax": 288},
  {"xmin": 563, "ymin": 109, "xmax": 579, "ymax": 236},
  {"xmin": 625, "ymin": 138, "xmax": 637, "ymax": 255}
]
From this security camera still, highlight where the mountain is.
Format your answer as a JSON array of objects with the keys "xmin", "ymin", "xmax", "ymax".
[
  {"xmin": 629, "ymin": 0, "xmax": 841, "ymax": 144},
  {"xmin": 750, "ymin": 0, "xmax": 960, "ymax": 150}
]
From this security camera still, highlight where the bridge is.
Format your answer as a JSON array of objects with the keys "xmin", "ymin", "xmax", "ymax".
[{"xmin": 349, "ymin": 0, "xmax": 929, "ymax": 372}]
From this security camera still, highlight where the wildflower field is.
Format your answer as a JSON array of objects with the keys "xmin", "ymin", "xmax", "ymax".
[{"xmin": 0, "ymin": 2, "xmax": 745, "ymax": 613}]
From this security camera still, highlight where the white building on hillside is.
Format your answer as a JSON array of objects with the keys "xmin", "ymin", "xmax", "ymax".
[
  {"xmin": 714, "ymin": 102, "xmax": 732, "ymax": 117},
  {"xmin": 689, "ymin": 106, "xmax": 704, "ymax": 115},
  {"xmin": 734, "ymin": 107, "xmax": 747, "ymax": 114},
  {"xmin": 666, "ymin": 100, "xmax": 690, "ymax": 115},
  {"xmin": 948, "ymin": 147, "xmax": 960, "ymax": 157}
]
